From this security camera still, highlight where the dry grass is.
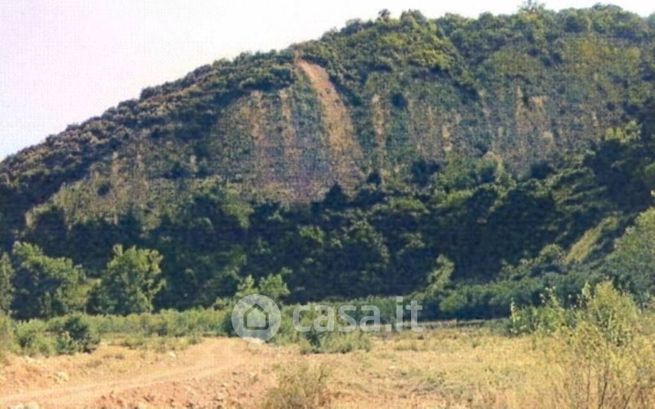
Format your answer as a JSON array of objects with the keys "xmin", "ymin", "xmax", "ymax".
[
  {"xmin": 262, "ymin": 363, "xmax": 333, "ymax": 409},
  {"xmin": 3, "ymin": 309, "xmax": 654, "ymax": 408},
  {"xmin": 299, "ymin": 327, "xmax": 546, "ymax": 409},
  {"xmin": 263, "ymin": 311, "xmax": 655, "ymax": 409}
]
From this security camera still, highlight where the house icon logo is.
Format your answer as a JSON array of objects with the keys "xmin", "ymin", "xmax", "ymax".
[{"xmin": 231, "ymin": 294, "xmax": 281, "ymax": 342}]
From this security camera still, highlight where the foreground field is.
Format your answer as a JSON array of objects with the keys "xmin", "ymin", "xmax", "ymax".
[{"xmin": 0, "ymin": 326, "xmax": 546, "ymax": 409}]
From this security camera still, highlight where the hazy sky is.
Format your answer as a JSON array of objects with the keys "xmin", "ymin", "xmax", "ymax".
[{"xmin": 1, "ymin": 1, "xmax": 653, "ymax": 159}]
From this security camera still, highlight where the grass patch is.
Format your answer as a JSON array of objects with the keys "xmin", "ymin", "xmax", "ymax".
[{"xmin": 261, "ymin": 363, "xmax": 333, "ymax": 409}]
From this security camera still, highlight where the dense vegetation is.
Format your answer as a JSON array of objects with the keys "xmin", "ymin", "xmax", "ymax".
[
  {"xmin": 1, "ymin": 6, "xmax": 655, "ymax": 322},
  {"xmin": 2, "ymin": 121, "xmax": 655, "ymax": 320}
]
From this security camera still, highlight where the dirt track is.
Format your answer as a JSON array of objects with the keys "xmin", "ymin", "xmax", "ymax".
[{"xmin": 0, "ymin": 338, "xmax": 283, "ymax": 409}]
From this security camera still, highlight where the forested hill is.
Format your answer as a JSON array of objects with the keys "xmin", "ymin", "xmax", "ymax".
[{"xmin": 2, "ymin": 6, "xmax": 655, "ymax": 318}]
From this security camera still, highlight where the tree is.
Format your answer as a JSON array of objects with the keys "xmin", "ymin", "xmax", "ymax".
[
  {"xmin": 520, "ymin": 0, "xmax": 544, "ymax": 13},
  {"xmin": 11, "ymin": 243, "xmax": 86, "ymax": 319},
  {"xmin": 328, "ymin": 219, "xmax": 390, "ymax": 298},
  {"xmin": 152, "ymin": 182, "xmax": 252, "ymax": 309},
  {"xmin": 93, "ymin": 245, "xmax": 165, "ymax": 315},
  {"xmin": 377, "ymin": 9, "xmax": 391, "ymax": 22},
  {"xmin": 400, "ymin": 10, "xmax": 427, "ymax": 25},
  {"xmin": 234, "ymin": 275, "xmax": 258, "ymax": 299},
  {"xmin": 0, "ymin": 253, "xmax": 14, "ymax": 314},
  {"xmin": 233, "ymin": 272, "xmax": 290, "ymax": 302},
  {"xmin": 258, "ymin": 271, "xmax": 291, "ymax": 302}
]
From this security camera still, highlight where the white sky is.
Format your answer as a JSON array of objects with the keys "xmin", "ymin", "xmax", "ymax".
[{"xmin": 0, "ymin": 1, "xmax": 653, "ymax": 159}]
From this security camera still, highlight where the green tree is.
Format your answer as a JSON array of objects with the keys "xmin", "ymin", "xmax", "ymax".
[
  {"xmin": 233, "ymin": 272, "xmax": 290, "ymax": 302},
  {"xmin": 93, "ymin": 245, "xmax": 165, "ymax": 315},
  {"xmin": 152, "ymin": 182, "xmax": 252, "ymax": 309},
  {"xmin": 258, "ymin": 271, "xmax": 291, "ymax": 302},
  {"xmin": 0, "ymin": 253, "xmax": 14, "ymax": 314},
  {"xmin": 329, "ymin": 219, "xmax": 390, "ymax": 298},
  {"xmin": 234, "ymin": 275, "xmax": 258, "ymax": 299},
  {"xmin": 377, "ymin": 9, "xmax": 391, "ymax": 22},
  {"xmin": 520, "ymin": 0, "xmax": 545, "ymax": 13},
  {"xmin": 11, "ymin": 243, "xmax": 86, "ymax": 319}
]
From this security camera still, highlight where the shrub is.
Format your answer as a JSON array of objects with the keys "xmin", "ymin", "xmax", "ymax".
[
  {"xmin": 302, "ymin": 331, "xmax": 372, "ymax": 354},
  {"xmin": 507, "ymin": 289, "xmax": 568, "ymax": 335},
  {"xmin": 15, "ymin": 315, "xmax": 101, "ymax": 356},
  {"xmin": 14, "ymin": 320, "xmax": 57, "ymax": 356},
  {"xmin": 530, "ymin": 282, "xmax": 655, "ymax": 409},
  {"xmin": 262, "ymin": 363, "xmax": 333, "ymax": 409},
  {"xmin": 87, "ymin": 308, "xmax": 228, "ymax": 338},
  {"xmin": 51, "ymin": 314, "xmax": 100, "ymax": 354}
]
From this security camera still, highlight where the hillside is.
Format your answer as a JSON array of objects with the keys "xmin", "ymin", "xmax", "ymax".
[
  {"xmin": 2, "ymin": 5, "xmax": 655, "ymax": 314},
  {"xmin": 2, "ymin": 7, "xmax": 654, "ymax": 226}
]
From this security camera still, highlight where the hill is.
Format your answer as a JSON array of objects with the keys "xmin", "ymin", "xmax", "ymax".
[{"xmin": 1, "ymin": 6, "xmax": 655, "ymax": 315}]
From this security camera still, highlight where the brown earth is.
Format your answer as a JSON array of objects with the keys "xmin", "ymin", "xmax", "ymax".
[
  {"xmin": 296, "ymin": 60, "xmax": 364, "ymax": 190},
  {"xmin": 0, "ymin": 338, "xmax": 282, "ymax": 409}
]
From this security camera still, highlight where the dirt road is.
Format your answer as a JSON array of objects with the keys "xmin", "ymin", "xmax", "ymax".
[{"xmin": 0, "ymin": 338, "xmax": 284, "ymax": 409}]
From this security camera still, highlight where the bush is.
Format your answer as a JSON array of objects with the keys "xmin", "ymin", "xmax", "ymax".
[
  {"xmin": 14, "ymin": 320, "xmax": 57, "ymax": 356},
  {"xmin": 507, "ymin": 289, "xmax": 568, "ymax": 335},
  {"xmin": 302, "ymin": 331, "xmax": 372, "ymax": 354},
  {"xmin": 88, "ymin": 308, "xmax": 228, "ymax": 338},
  {"xmin": 51, "ymin": 314, "xmax": 100, "ymax": 354},
  {"xmin": 262, "ymin": 363, "xmax": 333, "ymax": 409},
  {"xmin": 522, "ymin": 282, "xmax": 655, "ymax": 409}
]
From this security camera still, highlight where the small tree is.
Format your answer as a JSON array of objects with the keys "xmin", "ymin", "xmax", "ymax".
[
  {"xmin": 0, "ymin": 253, "xmax": 14, "ymax": 314},
  {"xmin": 11, "ymin": 243, "xmax": 86, "ymax": 319},
  {"xmin": 234, "ymin": 275, "xmax": 258, "ymax": 300},
  {"xmin": 377, "ymin": 9, "xmax": 391, "ymax": 22},
  {"xmin": 259, "ymin": 271, "xmax": 291, "ymax": 302},
  {"xmin": 520, "ymin": 0, "xmax": 544, "ymax": 13},
  {"xmin": 233, "ymin": 271, "xmax": 290, "ymax": 302},
  {"xmin": 93, "ymin": 245, "xmax": 165, "ymax": 315}
]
